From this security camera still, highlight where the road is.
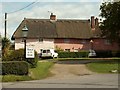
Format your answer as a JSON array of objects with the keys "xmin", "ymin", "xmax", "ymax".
[
  {"xmin": 2, "ymin": 63, "xmax": 119, "ymax": 88},
  {"xmin": 2, "ymin": 74, "xmax": 118, "ymax": 88}
]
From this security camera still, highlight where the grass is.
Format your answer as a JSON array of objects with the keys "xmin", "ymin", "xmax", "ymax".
[
  {"xmin": 29, "ymin": 62, "xmax": 54, "ymax": 80},
  {"xmin": 86, "ymin": 61, "xmax": 119, "ymax": 73},
  {"xmin": 2, "ymin": 62, "xmax": 54, "ymax": 82},
  {"xmin": 2, "ymin": 75, "xmax": 31, "ymax": 82},
  {"xmin": 53, "ymin": 58, "xmax": 120, "ymax": 61}
]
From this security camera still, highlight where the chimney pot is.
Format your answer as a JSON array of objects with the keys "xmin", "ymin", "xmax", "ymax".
[
  {"xmin": 91, "ymin": 16, "xmax": 95, "ymax": 30},
  {"xmin": 50, "ymin": 13, "xmax": 56, "ymax": 21}
]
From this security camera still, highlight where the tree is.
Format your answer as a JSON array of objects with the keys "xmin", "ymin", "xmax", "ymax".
[
  {"xmin": 2, "ymin": 37, "xmax": 11, "ymax": 58},
  {"xmin": 99, "ymin": 1, "xmax": 120, "ymax": 46}
]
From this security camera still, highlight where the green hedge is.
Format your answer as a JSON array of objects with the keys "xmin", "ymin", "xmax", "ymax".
[
  {"xmin": 58, "ymin": 50, "xmax": 120, "ymax": 58},
  {"xmin": 58, "ymin": 51, "xmax": 89, "ymax": 58},
  {"xmin": 2, "ymin": 49, "xmax": 38, "ymax": 68},
  {"xmin": 95, "ymin": 50, "xmax": 120, "ymax": 58},
  {"xmin": 1, "ymin": 61, "xmax": 29, "ymax": 75}
]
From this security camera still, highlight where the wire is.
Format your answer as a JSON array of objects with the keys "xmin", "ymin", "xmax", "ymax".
[{"xmin": 8, "ymin": 0, "xmax": 38, "ymax": 14}]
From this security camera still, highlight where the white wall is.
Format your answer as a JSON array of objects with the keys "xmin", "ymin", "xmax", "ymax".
[{"xmin": 15, "ymin": 38, "xmax": 54, "ymax": 53}]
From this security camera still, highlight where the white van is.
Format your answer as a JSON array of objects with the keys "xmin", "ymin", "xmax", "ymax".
[{"xmin": 39, "ymin": 49, "xmax": 58, "ymax": 58}]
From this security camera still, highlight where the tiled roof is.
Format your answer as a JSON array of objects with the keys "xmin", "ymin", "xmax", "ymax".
[{"xmin": 12, "ymin": 19, "xmax": 100, "ymax": 40}]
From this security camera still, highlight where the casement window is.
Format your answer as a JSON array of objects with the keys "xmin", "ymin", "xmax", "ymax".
[
  {"xmin": 65, "ymin": 49, "xmax": 70, "ymax": 52},
  {"xmin": 104, "ymin": 39, "xmax": 111, "ymax": 45},
  {"xmin": 80, "ymin": 40, "xmax": 86, "ymax": 44},
  {"xmin": 64, "ymin": 39, "xmax": 70, "ymax": 43},
  {"xmin": 39, "ymin": 38, "xmax": 43, "ymax": 42}
]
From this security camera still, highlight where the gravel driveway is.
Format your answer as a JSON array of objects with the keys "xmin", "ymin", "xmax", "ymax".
[{"xmin": 47, "ymin": 64, "xmax": 94, "ymax": 79}]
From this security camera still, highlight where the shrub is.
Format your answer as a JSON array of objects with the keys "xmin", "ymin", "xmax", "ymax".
[
  {"xmin": 95, "ymin": 50, "xmax": 120, "ymax": 58},
  {"xmin": 58, "ymin": 51, "xmax": 89, "ymax": 58},
  {"xmin": 2, "ymin": 49, "xmax": 38, "ymax": 68},
  {"xmin": 112, "ymin": 51, "xmax": 120, "ymax": 57},
  {"xmin": 1, "ymin": 61, "xmax": 29, "ymax": 75}
]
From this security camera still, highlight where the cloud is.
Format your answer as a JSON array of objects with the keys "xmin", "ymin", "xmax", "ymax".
[{"xmin": 0, "ymin": 2, "xmax": 101, "ymax": 39}]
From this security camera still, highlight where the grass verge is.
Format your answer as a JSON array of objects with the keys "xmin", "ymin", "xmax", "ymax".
[
  {"xmin": 2, "ymin": 62, "xmax": 54, "ymax": 82},
  {"xmin": 29, "ymin": 62, "xmax": 54, "ymax": 80},
  {"xmin": 86, "ymin": 61, "xmax": 119, "ymax": 73}
]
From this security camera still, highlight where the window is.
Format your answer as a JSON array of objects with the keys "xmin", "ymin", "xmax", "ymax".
[
  {"xmin": 65, "ymin": 49, "xmax": 70, "ymax": 52},
  {"xmin": 104, "ymin": 39, "xmax": 111, "ymax": 45},
  {"xmin": 47, "ymin": 50, "xmax": 50, "ymax": 53},
  {"xmin": 80, "ymin": 40, "xmax": 86, "ymax": 44},
  {"xmin": 64, "ymin": 39, "xmax": 70, "ymax": 43},
  {"xmin": 39, "ymin": 38, "xmax": 43, "ymax": 42},
  {"xmin": 43, "ymin": 50, "xmax": 47, "ymax": 53}
]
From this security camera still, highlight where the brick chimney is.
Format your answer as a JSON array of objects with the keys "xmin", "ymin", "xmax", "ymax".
[
  {"xmin": 50, "ymin": 13, "xmax": 56, "ymax": 21},
  {"xmin": 91, "ymin": 16, "xmax": 95, "ymax": 30},
  {"xmin": 95, "ymin": 17, "xmax": 99, "ymax": 27}
]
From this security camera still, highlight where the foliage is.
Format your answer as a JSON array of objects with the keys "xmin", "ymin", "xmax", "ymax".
[
  {"xmin": 58, "ymin": 51, "xmax": 89, "ymax": 58},
  {"xmin": 99, "ymin": 1, "xmax": 120, "ymax": 46},
  {"xmin": 2, "ymin": 49, "xmax": 38, "ymax": 68},
  {"xmin": 55, "ymin": 45, "xmax": 64, "ymax": 52},
  {"xmin": 1, "ymin": 61, "xmax": 29, "ymax": 75},
  {"xmin": 95, "ymin": 50, "xmax": 120, "ymax": 58},
  {"xmin": 1, "ymin": 62, "xmax": 54, "ymax": 82},
  {"xmin": 2, "ymin": 37, "xmax": 11, "ymax": 58},
  {"xmin": 2, "ymin": 75, "xmax": 31, "ymax": 82}
]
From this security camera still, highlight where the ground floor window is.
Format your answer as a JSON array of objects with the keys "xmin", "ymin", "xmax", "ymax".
[{"xmin": 64, "ymin": 49, "xmax": 70, "ymax": 52}]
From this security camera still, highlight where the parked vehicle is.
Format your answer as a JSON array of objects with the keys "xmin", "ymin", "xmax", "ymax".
[
  {"xmin": 39, "ymin": 49, "xmax": 58, "ymax": 58},
  {"xmin": 88, "ymin": 50, "xmax": 96, "ymax": 57}
]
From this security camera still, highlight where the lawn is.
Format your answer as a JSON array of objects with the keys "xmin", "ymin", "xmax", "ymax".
[
  {"xmin": 2, "ymin": 62, "xmax": 54, "ymax": 82},
  {"xmin": 86, "ymin": 61, "xmax": 119, "ymax": 73},
  {"xmin": 29, "ymin": 62, "xmax": 54, "ymax": 80}
]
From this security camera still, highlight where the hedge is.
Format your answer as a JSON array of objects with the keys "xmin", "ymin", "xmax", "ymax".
[
  {"xmin": 2, "ymin": 49, "xmax": 38, "ymax": 68},
  {"xmin": 58, "ymin": 50, "xmax": 120, "ymax": 58},
  {"xmin": 1, "ymin": 61, "xmax": 29, "ymax": 75},
  {"xmin": 58, "ymin": 51, "xmax": 89, "ymax": 58},
  {"xmin": 95, "ymin": 50, "xmax": 120, "ymax": 58}
]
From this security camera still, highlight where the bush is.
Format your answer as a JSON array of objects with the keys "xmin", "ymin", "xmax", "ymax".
[
  {"xmin": 2, "ymin": 49, "xmax": 38, "ymax": 68},
  {"xmin": 95, "ymin": 50, "xmax": 120, "ymax": 58},
  {"xmin": 112, "ymin": 51, "xmax": 120, "ymax": 57},
  {"xmin": 58, "ymin": 51, "xmax": 89, "ymax": 58},
  {"xmin": 1, "ymin": 61, "xmax": 29, "ymax": 75}
]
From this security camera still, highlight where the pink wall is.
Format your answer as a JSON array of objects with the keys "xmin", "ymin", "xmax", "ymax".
[
  {"xmin": 55, "ymin": 39, "xmax": 90, "ymax": 52},
  {"xmin": 54, "ymin": 38, "xmax": 119, "ymax": 51}
]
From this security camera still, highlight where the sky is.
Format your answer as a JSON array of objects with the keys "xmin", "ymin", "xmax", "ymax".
[{"xmin": 0, "ymin": 0, "xmax": 104, "ymax": 39}]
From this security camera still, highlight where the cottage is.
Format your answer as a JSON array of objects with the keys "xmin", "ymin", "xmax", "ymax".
[{"xmin": 12, "ymin": 13, "xmax": 119, "ymax": 53}]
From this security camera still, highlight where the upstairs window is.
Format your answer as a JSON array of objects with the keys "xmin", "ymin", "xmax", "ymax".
[
  {"xmin": 80, "ymin": 40, "xmax": 86, "ymax": 44},
  {"xmin": 104, "ymin": 39, "xmax": 111, "ymax": 45},
  {"xmin": 64, "ymin": 39, "xmax": 70, "ymax": 43}
]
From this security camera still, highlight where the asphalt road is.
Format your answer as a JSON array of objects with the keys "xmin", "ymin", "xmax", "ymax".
[{"xmin": 2, "ymin": 74, "xmax": 119, "ymax": 88}]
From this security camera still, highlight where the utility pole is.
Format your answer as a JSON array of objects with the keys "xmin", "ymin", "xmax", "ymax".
[{"xmin": 5, "ymin": 13, "xmax": 7, "ymax": 38}]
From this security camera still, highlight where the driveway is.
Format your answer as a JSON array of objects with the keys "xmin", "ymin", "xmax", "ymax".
[{"xmin": 2, "ymin": 63, "xmax": 119, "ymax": 88}]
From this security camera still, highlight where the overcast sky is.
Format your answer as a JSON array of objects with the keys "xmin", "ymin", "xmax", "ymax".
[{"xmin": 0, "ymin": 0, "xmax": 104, "ymax": 39}]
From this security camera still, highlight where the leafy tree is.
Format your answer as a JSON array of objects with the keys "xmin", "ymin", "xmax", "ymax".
[
  {"xmin": 2, "ymin": 37, "xmax": 11, "ymax": 58},
  {"xmin": 99, "ymin": 1, "xmax": 120, "ymax": 46}
]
